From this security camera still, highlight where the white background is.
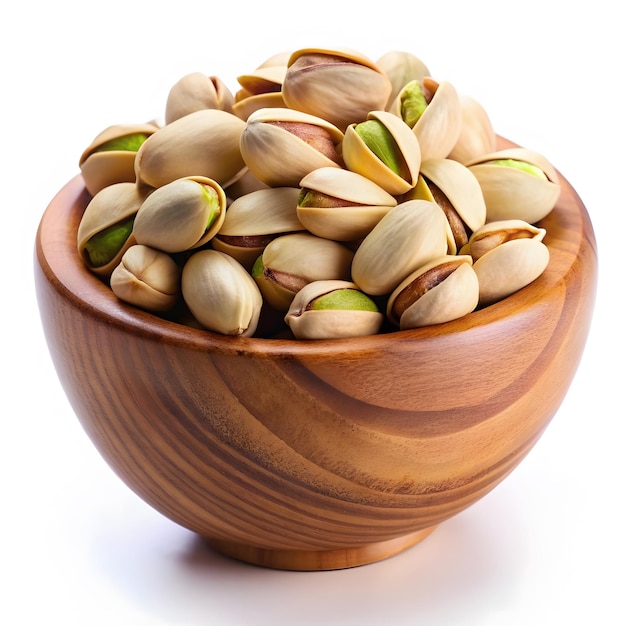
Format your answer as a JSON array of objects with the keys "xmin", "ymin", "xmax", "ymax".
[{"xmin": 3, "ymin": 1, "xmax": 623, "ymax": 624}]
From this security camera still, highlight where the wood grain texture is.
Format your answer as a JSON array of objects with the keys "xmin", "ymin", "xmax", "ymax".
[{"xmin": 34, "ymin": 142, "xmax": 597, "ymax": 570}]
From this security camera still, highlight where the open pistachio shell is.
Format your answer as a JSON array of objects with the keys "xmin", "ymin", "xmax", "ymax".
[
  {"xmin": 240, "ymin": 107, "xmax": 344, "ymax": 187},
  {"xmin": 164, "ymin": 73, "xmax": 235, "ymax": 124},
  {"xmin": 297, "ymin": 167, "xmax": 397, "ymax": 241},
  {"xmin": 133, "ymin": 175, "xmax": 227, "ymax": 253},
  {"xmin": 342, "ymin": 110, "xmax": 421, "ymax": 196},
  {"xmin": 282, "ymin": 47, "xmax": 392, "ymax": 131},
  {"xmin": 181, "ymin": 249, "xmax": 263, "ymax": 337},
  {"xmin": 447, "ymin": 94, "xmax": 497, "ymax": 165},
  {"xmin": 351, "ymin": 199, "xmax": 449, "ymax": 296},
  {"xmin": 285, "ymin": 280, "xmax": 384, "ymax": 340},
  {"xmin": 212, "ymin": 186, "xmax": 304, "ymax": 270},
  {"xmin": 110, "ymin": 244, "xmax": 181, "ymax": 312},
  {"xmin": 376, "ymin": 50, "xmax": 431, "ymax": 110},
  {"xmin": 134, "ymin": 109, "xmax": 246, "ymax": 190},
  {"xmin": 79, "ymin": 122, "xmax": 159, "ymax": 195},
  {"xmin": 466, "ymin": 148, "xmax": 560, "ymax": 223},
  {"xmin": 386, "ymin": 255, "xmax": 479, "ymax": 329},
  {"xmin": 77, "ymin": 181, "xmax": 147, "ymax": 278},
  {"xmin": 233, "ymin": 65, "xmax": 287, "ymax": 120}
]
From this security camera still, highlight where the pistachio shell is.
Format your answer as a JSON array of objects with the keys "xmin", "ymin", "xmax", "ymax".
[
  {"xmin": 297, "ymin": 167, "xmax": 397, "ymax": 241},
  {"xmin": 447, "ymin": 95, "xmax": 497, "ymax": 165},
  {"xmin": 376, "ymin": 50, "xmax": 431, "ymax": 109},
  {"xmin": 233, "ymin": 65, "xmax": 287, "ymax": 120},
  {"xmin": 110, "ymin": 244, "xmax": 180, "ymax": 312},
  {"xmin": 181, "ymin": 249, "xmax": 263, "ymax": 337},
  {"xmin": 386, "ymin": 255, "xmax": 479, "ymax": 329},
  {"xmin": 351, "ymin": 199, "xmax": 449, "ymax": 296},
  {"xmin": 342, "ymin": 110, "xmax": 421, "ymax": 195},
  {"xmin": 285, "ymin": 280, "xmax": 384, "ymax": 340},
  {"xmin": 134, "ymin": 109, "xmax": 246, "ymax": 189},
  {"xmin": 466, "ymin": 148, "xmax": 560, "ymax": 223}
]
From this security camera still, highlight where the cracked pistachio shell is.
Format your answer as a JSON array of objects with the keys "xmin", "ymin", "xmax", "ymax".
[
  {"xmin": 405, "ymin": 158, "xmax": 486, "ymax": 254},
  {"xmin": 447, "ymin": 95, "xmax": 497, "ymax": 165},
  {"xmin": 134, "ymin": 109, "xmax": 246, "ymax": 190},
  {"xmin": 390, "ymin": 77, "xmax": 462, "ymax": 161},
  {"xmin": 282, "ymin": 47, "xmax": 392, "ymax": 131},
  {"xmin": 285, "ymin": 280, "xmax": 384, "ymax": 340},
  {"xmin": 387, "ymin": 255, "xmax": 479, "ymax": 329},
  {"xmin": 252, "ymin": 232, "xmax": 354, "ymax": 312},
  {"xmin": 133, "ymin": 175, "xmax": 227, "ymax": 253},
  {"xmin": 467, "ymin": 220, "xmax": 550, "ymax": 306},
  {"xmin": 466, "ymin": 148, "xmax": 560, "ymax": 224},
  {"xmin": 212, "ymin": 187, "xmax": 304, "ymax": 270},
  {"xmin": 79, "ymin": 122, "xmax": 159, "ymax": 195},
  {"xmin": 376, "ymin": 50, "xmax": 431, "ymax": 109},
  {"xmin": 297, "ymin": 167, "xmax": 397, "ymax": 241},
  {"xmin": 164, "ymin": 73, "xmax": 235, "ymax": 124},
  {"xmin": 351, "ymin": 199, "xmax": 449, "ymax": 296},
  {"xmin": 240, "ymin": 107, "xmax": 344, "ymax": 187},
  {"xmin": 342, "ymin": 110, "xmax": 421, "ymax": 196},
  {"xmin": 77, "ymin": 181, "xmax": 147, "ymax": 278},
  {"xmin": 233, "ymin": 65, "xmax": 287, "ymax": 121},
  {"xmin": 110, "ymin": 244, "xmax": 181, "ymax": 312},
  {"xmin": 182, "ymin": 249, "xmax": 263, "ymax": 337}
]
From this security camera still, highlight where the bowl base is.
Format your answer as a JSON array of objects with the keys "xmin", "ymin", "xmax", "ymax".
[{"xmin": 207, "ymin": 526, "xmax": 438, "ymax": 571}]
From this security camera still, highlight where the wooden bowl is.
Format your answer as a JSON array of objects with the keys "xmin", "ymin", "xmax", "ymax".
[{"xmin": 34, "ymin": 143, "xmax": 597, "ymax": 571}]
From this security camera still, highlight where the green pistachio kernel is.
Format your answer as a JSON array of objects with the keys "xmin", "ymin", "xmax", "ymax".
[
  {"xmin": 400, "ymin": 81, "xmax": 428, "ymax": 128},
  {"xmin": 201, "ymin": 184, "xmax": 222, "ymax": 230},
  {"xmin": 251, "ymin": 254, "xmax": 265, "ymax": 278},
  {"xmin": 95, "ymin": 133, "xmax": 150, "ymax": 153},
  {"xmin": 354, "ymin": 120, "xmax": 402, "ymax": 176},
  {"xmin": 309, "ymin": 288, "xmax": 379, "ymax": 312},
  {"xmin": 487, "ymin": 158, "xmax": 547, "ymax": 179},
  {"xmin": 83, "ymin": 217, "xmax": 134, "ymax": 267}
]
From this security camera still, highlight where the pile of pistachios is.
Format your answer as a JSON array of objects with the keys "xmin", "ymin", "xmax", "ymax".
[{"xmin": 76, "ymin": 47, "xmax": 560, "ymax": 340}]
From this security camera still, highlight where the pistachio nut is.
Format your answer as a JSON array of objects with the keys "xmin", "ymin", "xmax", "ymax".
[
  {"xmin": 351, "ymin": 199, "xmax": 449, "ymax": 296},
  {"xmin": 389, "ymin": 77, "xmax": 462, "ymax": 161},
  {"xmin": 297, "ymin": 167, "xmax": 397, "ymax": 241},
  {"xmin": 133, "ymin": 175, "xmax": 226, "ymax": 253},
  {"xmin": 212, "ymin": 186, "xmax": 305, "ymax": 270},
  {"xmin": 376, "ymin": 50, "xmax": 430, "ymax": 109},
  {"xmin": 285, "ymin": 280, "xmax": 384, "ymax": 340},
  {"xmin": 466, "ymin": 148, "xmax": 560, "ymax": 223},
  {"xmin": 466, "ymin": 220, "xmax": 550, "ymax": 306},
  {"xmin": 77, "ymin": 181, "xmax": 148, "ymax": 278},
  {"xmin": 181, "ymin": 249, "xmax": 263, "ymax": 337},
  {"xmin": 79, "ymin": 122, "xmax": 159, "ymax": 195},
  {"xmin": 134, "ymin": 109, "xmax": 246, "ymax": 190},
  {"xmin": 110, "ymin": 244, "xmax": 181, "ymax": 312},
  {"xmin": 164, "ymin": 73, "xmax": 235, "ymax": 124},
  {"xmin": 447, "ymin": 94, "xmax": 497, "ymax": 165},
  {"xmin": 251, "ymin": 232, "xmax": 354, "ymax": 312},
  {"xmin": 386, "ymin": 255, "xmax": 479, "ymax": 329},
  {"xmin": 281, "ymin": 47, "xmax": 392, "ymax": 131},
  {"xmin": 239, "ymin": 107, "xmax": 344, "ymax": 187},
  {"xmin": 232, "ymin": 65, "xmax": 287, "ymax": 121},
  {"xmin": 342, "ymin": 110, "xmax": 421, "ymax": 196}
]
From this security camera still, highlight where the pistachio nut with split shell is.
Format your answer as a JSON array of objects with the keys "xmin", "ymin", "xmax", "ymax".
[
  {"xmin": 281, "ymin": 47, "xmax": 392, "ymax": 131},
  {"xmin": 232, "ymin": 65, "xmax": 287, "ymax": 121},
  {"xmin": 386, "ymin": 255, "xmax": 479, "ymax": 329},
  {"xmin": 466, "ymin": 148, "xmax": 560, "ymax": 224},
  {"xmin": 134, "ymin": 109, "xmax": 246, "ymax": 190},
  {"xmin": 133, "ymin": 175, "xmax": 226, "ymax": 253},
  {"xmin": 404, "ymin": 158, "xmax": 486, "ymax": 254},
  {"xmin": 376, "ymin": 50, "xmax": 430, "ymax": 110},
  {"xmin": 351, "ymin": 199, "xmax": 449, "ymax": 296},
  {"xmin": 342, "ymin": 110, "xmax": 421, "ymax": 196},
  {"xmin": 77, "ymin": 181, "xmax": 148, "ymax": 278},
  {"xmin": 164, "ymin": 73, "xmax": 235, "ymax": 124},
  {"xmin": 465, "ymin": 220, "xmax": 550, "ymax": 306},
  {"xmin": 181, "ymin": 249, "xmax": 263, "ymax": 337},
  {"xmin": 212, "ymin": 186, "xmax": 305, "ymax": 270},
  {"xmin": 447, "ymin": 95, "xmax": 497, "ymax": 165},
  {"xmin": 79, "ymin": 122, "xmax": 159, "ymax": 195},
  {"xmin": 297, "ymin": 167, "xmax": 397, "ymax": 242},
  {"xmin": 389, "ymin": 77, "xmax": 462, "ymax": 161},
  {"xmin": 285, "ymin": 280, "xmax": 384, "ymax": 340},
  {"xmin": 240, "ymin": 107, "xmax": 344, "ymax": 187},
  {"xmin": 251, "ymin": 232, "xmax": 354, "ymax": 312},
  {"xmin": 110, "ymin": 244, "xmax": 181, "ymax": 312}
]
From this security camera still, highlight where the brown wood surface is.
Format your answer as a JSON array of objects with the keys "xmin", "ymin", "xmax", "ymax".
[{"xmin": 34, "ymin": 145, "xmax": 597, "ymax": 570}]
